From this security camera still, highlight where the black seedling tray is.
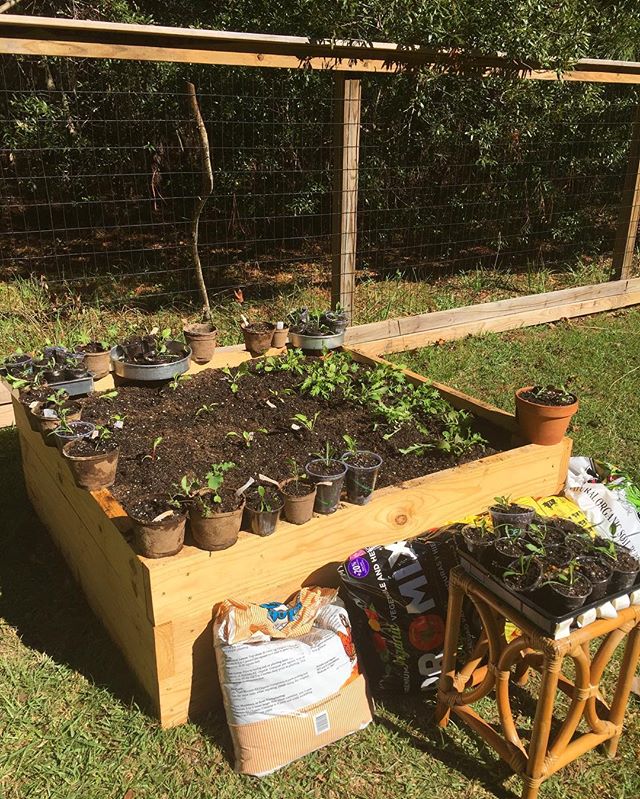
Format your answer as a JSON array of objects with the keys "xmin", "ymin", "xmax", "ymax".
[
  {"xmin": 459, "ymin": 550, "xmax": 640, "ymax": 637},
  {"xmin": 47, "ymin": 374, "xmax": 94, "ymax": 397}
]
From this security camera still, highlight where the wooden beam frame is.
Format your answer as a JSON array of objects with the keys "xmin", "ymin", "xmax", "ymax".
[
  {"xmin": 331, "ymin": 75, "xmax": 361, "ymax": 317},
  {"xmin": 612, "ymin": 106, "xmax": 640, "ymax": 280},
  {"xmin": 2, "ymin": 15, "xmax": 640, "ymax": 82}
]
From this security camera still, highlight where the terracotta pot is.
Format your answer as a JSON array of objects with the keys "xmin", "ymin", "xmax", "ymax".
[
  {"xmin": 271, "ymin": 326, "xmax": 289, "ymax": 348},
  {"xmin": 82, "ymin": 349, "xmax": 111, "ymax": 379},
  {"xmin": 132, "ymin": 511, "xmax": 186, "ymax": 558},
  {"xmin": 280, "ymin": 478, "xmax": 316, "ymax": 525},
  {"xmin": 515, "ymin": 386, "xmax": 578, "ymax": 445},
  {"xmin": 190, "ymin": 499, "xmax": 244, "ymax": 550},
  {"xmin": 242, "ymin": 323, "xmax": 275, "ymax": 356},
  {"xmin": 33, "ymin": 402, "xmax": 82, "ymax": 446},
  {"xmin": 62, "ymin": 442, "xmax": 119, "ymax": 490},
  {"xmin": 183, "ymin": 323, "xmax": 218, "ymax": 364}
]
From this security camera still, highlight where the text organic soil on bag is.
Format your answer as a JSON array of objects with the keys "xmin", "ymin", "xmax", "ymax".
[{"xmin": 338, "ymin": 527, "xmax": 476, "ymax": 693}]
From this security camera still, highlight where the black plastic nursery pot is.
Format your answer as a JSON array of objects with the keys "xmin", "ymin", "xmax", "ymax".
[
  {"xmin": 53, "ymin": 421, "xmax": 96, "ymax": 451},
  {"xmin": 502, "ymin": 557, "xmax": 543, "ymax": 597},
  {"xmin": 490, "ymin": 537, "xmax": 528, "ymax": 573},
  {"xmin": 609, "ymin": 547, "xmax": 640, "ymax": 593},
  {"xmin": 342, "ymin": 451, "xmax": 383, "ymax": 505},
  {"xmin": 305, "ymin": 459, "xmax": 348, "ymax": 515},
  {"xmin": 244, "ymin": 490, "xmax": 284, "ymax": 536},
  {"xmin": 489, "ymin": 503, "xmax": 535, "ymax": 529},
  {"xmin": 458, "ymin": 524, "xmax": 494, "ymax": 565},
  {"xmin": 0, "ymin": 353, "xmax": 32, "ymax": 377},
  {"xmin": 577, "ymin": 555, "xmax": 613, "ymax": 601},
  {"xmin": 534, "ymin": 574, "xmax": 592, "ymax": 615}
]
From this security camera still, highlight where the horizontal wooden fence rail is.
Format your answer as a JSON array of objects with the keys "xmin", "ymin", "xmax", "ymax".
[{"xmin": 2, "ymin": 15, "xmax": 640, "ymax": 82}]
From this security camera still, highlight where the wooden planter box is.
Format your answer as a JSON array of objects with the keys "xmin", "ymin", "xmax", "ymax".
[{"xmin": 13, "ymin": 347, "xmax": 572, "ymax": 728}]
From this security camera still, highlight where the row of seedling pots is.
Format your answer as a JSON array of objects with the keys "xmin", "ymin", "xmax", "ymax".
[
  {"xmin": 458, "ymin": 498, "xmax": 640, "ymax": 616},
  {"xmin": 130, "ymin": 446, "xmax": 383, "ymax": 559}
]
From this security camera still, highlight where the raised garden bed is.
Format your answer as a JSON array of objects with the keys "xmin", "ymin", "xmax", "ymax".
[{"xmin": 12, "ymin": 346, "xmax": 573, "ymax": 728}]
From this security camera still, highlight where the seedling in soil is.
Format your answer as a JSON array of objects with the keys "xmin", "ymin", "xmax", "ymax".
[
  {"xmin": 593, "ymin": 536, "xmax": 618, "ymax": 561},
  {"xmin": 493, "ymin": 495, "xmax": 514, "ymax": 511},
  {"xmin": 204, "ymin": 461, "xmax": 236, "ymax": 504},
  {"xmin": 226, "ymin": 429, "xmax": 267, "ymax": 448},
  {"xmin": 290, "ymin": 412, "xmax": 320, "ymax": 432},
  {"xmin": 526, "ymin": 385, "xmax": 576, "ymax": 406},
  {"xmin": 503, "ymin": 555, "xmax": 535, "ymax": 580},
  {"xmin": 221, "ymin": 362, "xmax": 248, "ymax": 394},
  {"xmin": 46, "ymin": 388, "xmax": 69, "ymax": 411},
  {"xmin": 195, "ymin": 402, "xmax": 219, "ymax": 417},
  {"xmin": 541, "ymin": 559, "xmax": 583, "ymax": 589},
  {"xmin": 101, "ymin": 390, "xmax": 119, "ymax": 401},
  {"xmin": 3, "ymin": 374, "xmax": 30, "ymax": 391},
  {"xmin": 313, "ymin": 441, "xmax": 339, "ymax": 467},
  {"xmin": 168, "ymin": 373, "xmax": 191, "ymax": 391},
  {"xmin": 150, "ymin": 327, "xmax": 172, "ymax": 355},
  {"xmin": 255, "ymin": 484, "xmax": 273, "ymax": 512},
  {"xmin": 342, "ymin": 434, "xmax": 360, "ymax": 455},
  {"xmin": 142, "ymin": 436, "xmax": 164, "ymax": 462}
]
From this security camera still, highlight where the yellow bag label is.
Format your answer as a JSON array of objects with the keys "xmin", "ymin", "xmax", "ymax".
[{"xmin": 457, "ymin": 495, "xmax": 592, "ymax": 533}]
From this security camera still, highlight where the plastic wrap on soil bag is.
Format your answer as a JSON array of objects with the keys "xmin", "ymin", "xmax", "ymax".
[{"xmin": 338, "ymin": 527, "xmax": 474, "ymax": 693}]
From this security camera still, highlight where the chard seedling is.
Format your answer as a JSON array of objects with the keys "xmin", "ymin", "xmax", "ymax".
[
  {"xmin": 313, "ymin": 441, "xmax": 338, "ymax": 467},
  {"xmin": 142, "ymin": 436, "xmax": 163, "ymax": 462},
  {"xmin": 101, "ymin": 389, "xmax": 119, "ymax": 401},
  {"xmin": 255, "ymin": 484, "xmax": 273, "ymax": 513},
  {"xmin": 291, "ymin": 411, "xmax": 320, "ymax": 432},
  {"xmin": 222, "ymin": 362, "xmax": 248, "ymax": 394},
  {"xmin": 204, "ymin": 461, "xmax": 235, "ymax": 504},
  {"xmin": 503, "ymin": 555, "xmax": 534, "ymax": 580},
  {"xmin": 227, "ymin": 428, "xmax": 267, "ymax": 448},
  {"xmin": 168, "ymin": 373, "xmax": 191, "ymax": 390},
  {"xmin": 195, "ymin": 402, "xmax": 219, "ymax": 417},
  {"xmin": 342, "ymin": 434, "xmax": 360, "ymax": 455}
]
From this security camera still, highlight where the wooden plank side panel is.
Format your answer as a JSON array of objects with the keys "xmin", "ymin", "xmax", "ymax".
[
  {"xmin": 145, "ymin": 438, "xmax": 571, "ymax": 627},
  {"xmin": 354, "ymin": 284, "xmax": 640, "ymax": 356},
  {"xmin": 18, "ymin": 429, "xmax": 159, "ymax": 709}
]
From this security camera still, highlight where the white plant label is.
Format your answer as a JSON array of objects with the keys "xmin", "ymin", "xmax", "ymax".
[
  {"xmin": 152, "ymin": 510, "xmax": 174, "ymax": 523},
  {"xmin": 266, "ymin": 400, "xmax": 277, "ymax": 409},
  {"xmin": 236, "ymin": 477, "xmax": 255, "ymax": 496},
  {"xmin": 258, "ymin": 474, "xmax": 280, "ymax": 487},
  {"xmin": 42, "ymin": 408, "xmax": 57, "ymax": 419}
]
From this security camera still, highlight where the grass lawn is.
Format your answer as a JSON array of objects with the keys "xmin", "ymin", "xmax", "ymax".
[{"xmin": 1, "ymin": 308, "xmax": 640, "ymax": 798}]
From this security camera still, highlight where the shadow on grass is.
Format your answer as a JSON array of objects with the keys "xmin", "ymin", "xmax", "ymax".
[
  {"xmin": 0, "ymin": 425, "xmax": 152, "ymax": 717},
  {"xmin": 376, "ymin": 694, "xmax": 519, "ymax": 799}
]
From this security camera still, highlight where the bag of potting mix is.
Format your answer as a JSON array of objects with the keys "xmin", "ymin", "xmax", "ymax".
[
  {"xmin": 565, "ymin": 457, "xmax": 640, "ymax": 557},
  {"xmin": 338, "ymin": 528, "xmax": 474, "ymax": 694},
  {"xmin": 213, "ymin": 586, "xmax": 373, "ymax": 776}
]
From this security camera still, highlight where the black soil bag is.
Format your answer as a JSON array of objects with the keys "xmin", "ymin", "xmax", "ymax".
[{"xmin": 338, "ymin": 526, "xmax": 475, "ymax": 694}]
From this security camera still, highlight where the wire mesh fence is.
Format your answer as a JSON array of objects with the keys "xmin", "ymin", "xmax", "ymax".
[{"xmin": 0, "ymin": 54, "xmax": 639, "ymax": 331}]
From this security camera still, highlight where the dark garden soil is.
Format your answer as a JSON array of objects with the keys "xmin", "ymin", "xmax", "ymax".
[
  {"xmin": 66, "ymin": 437, "xmax": 119, "ymax": 456},
  {"xmin": 343, "ymin": 451, "xmax": 380, "ymax": 467},
  {"xmin": 520, "ymin": 386, "xmax": 577, "ymax": 406},
  {"xmin": 77, "ymin": 341, "xmax": 108, "ymax": 353},
  {"xmin": 281, "ymin": 480, "xmax": 315, "ymax": 497},
  {"xmin": 80, "ymin": 360, "xmax": 491, "ymax": 517}
]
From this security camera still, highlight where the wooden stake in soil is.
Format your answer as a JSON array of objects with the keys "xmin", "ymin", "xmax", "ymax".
[{"xmin": 186, "ymin": 81, "xmax": 213, "ymax": 320}]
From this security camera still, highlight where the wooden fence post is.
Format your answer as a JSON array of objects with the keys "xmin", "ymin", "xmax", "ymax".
[
  {"xmin": 612, "ymin": 105, "xmax": 640, "ymax": 280},
  {"xmin": 331, "ymin": 74, "xmax": 361, "ymax": 319}
]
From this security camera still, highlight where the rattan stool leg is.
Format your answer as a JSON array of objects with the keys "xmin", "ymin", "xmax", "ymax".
[
  {"xmin": 435, "ymin": 576, "xmax": 465, "ymax": 728},
  {"xmin": 605, "ymin": 624, "xmax": 640, "ymax": 758},
  {"xmin": 523, "ymin": 653, "xmax": 563, "ymax": 799}
]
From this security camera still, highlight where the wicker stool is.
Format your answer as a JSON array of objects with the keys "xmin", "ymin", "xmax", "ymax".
[{"xmin": 435, "ymin": 566, "xmax": 640, "ymax": 799}]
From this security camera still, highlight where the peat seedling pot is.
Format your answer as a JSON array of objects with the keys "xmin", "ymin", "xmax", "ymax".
[
  {"xmin": 130, "ymin": 499, "xmax": 186, "ymax": 558},
  {"xmin": 53, "ymin": 421, "xmax": 96, "ymax": 451},
  {"xmin": 305, "ymin": 459, "xmax": 347, "ymax": 515},
  {"xmin": 515, "ymin": 385, "xmax": 578, "ymax": 446},
  {"xmin": 280, "ymin": 478, "xmax": 316, "ymax": 525},
  {"xmin": 502, "ymin": 557, "xmax": 543, "ymax": 596},
  {"xmin": 77, "ymin": 342, "xmax": 111, "ymax": 379},
  {"xmin": 183, "ymin": 323, "xmax": 217, "ymax": 365},
  {"xmin": 111, "ymin": 339, "xmax": 191, "ymax": 383},
  {"xmin": 62, "ymin": 439, "xmax": 119, "ymax": 490},
  {"xmin": 609, "ymin": 547, "xmax": 640, "ymax": 593},
  {"xmin": 271, "ymin": 324, "xmax": 289, "ymax": 349},
  {"xmin": 244, "ymin": 485, "xmax": 284, "ymax": 536},
  {"xmin": 535, "ymin": 574, "xmax": 592, "ymax": 615},
  {"xmin": 489, "ymin": 502, "xmax": 535, "ymax": 529},
  {"xmin": 189, "ymin": 494, "xmax": 245, "ymax": 551},
  {"xmin": 241, "ymin": 323, "xmax": 275, "ymax": 356},
  {"xmin": 33, "ymin": 401, "xmax": 82, "ymax": 446},
  {"xmin": 341, "ymin": 450, "xmax": 383, "ymax": 505},
  {"xmin": 577, "ymin": 555, "xmax": 613, "ymax": 601}
]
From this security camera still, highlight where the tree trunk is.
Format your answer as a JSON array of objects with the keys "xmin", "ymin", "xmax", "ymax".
[{"xmin": 186, "ymin": 81, "xmax": 213, "ymax": 321}]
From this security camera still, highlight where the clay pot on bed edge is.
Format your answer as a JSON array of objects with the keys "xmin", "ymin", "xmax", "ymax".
[
  {"xmin": 280, "ymin": 478, "xmax": 317, "ymax": 525},
  {"xmin": 515, "ymin": 386, "xmax": 579, "ymax": 446},
  {"xmin": 33, "ymin": 402, "xmax": 82, "ymax": 446},
  {"xmin": 131, "ymin": 510, "xmax": 187, "ymax": 558},
  {"xmin": 241, "ymin": 323, "xmax": 275, "ymax": 356}
]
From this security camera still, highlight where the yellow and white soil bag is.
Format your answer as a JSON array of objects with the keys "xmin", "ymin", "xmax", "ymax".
[{"xmin": 214, "ymin": 586, "xmax": 373, "ymax": 776}]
